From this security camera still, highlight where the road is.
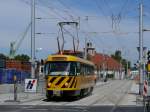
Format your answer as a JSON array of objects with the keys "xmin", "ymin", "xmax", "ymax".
[
  {"xmin": 19, "ymin": 80, "xmax": 135, "ymax": 106},
  {"xmin": 0, "ymin": 105, "xmax": 143, "ymax": 112},
  {"xmin": 0, "ymin": 80, "xmax": 144, "ymax": 112}
]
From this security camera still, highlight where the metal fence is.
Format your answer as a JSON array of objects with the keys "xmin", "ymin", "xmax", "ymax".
[
  {"xmin": 0, "ymin": 68, "xmax": 31, "ymax": 84},
  {"xmin": 0, "ymin": 68, "xmax": 46, "ymax": 101}
]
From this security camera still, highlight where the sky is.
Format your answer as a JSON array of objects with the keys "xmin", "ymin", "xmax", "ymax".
[{"xmin": 0, "ymin": 0, "xmax": 150, "ymax": 65}]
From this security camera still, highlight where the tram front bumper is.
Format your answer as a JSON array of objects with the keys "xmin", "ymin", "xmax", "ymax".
[{"xmin": 46, "ymin": 90, "xmax": 80, "ymax": 97}]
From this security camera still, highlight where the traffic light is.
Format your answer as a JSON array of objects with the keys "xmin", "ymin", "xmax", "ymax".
[
  {"xmin": 147, "ymin": 50, "xmax": 150, "ymax": 72},
  {"xmin": 41, "ymin": 59, "xmax": 44, "ymax": 65},
  {"xmin": 147, "ymin": 50, "xmax": 150, "ymax": 62}
]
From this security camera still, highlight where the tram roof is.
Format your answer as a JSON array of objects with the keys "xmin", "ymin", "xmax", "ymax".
[{"xmin": 46, "ymin": 54, "xmax": 94, "ymax": 66}]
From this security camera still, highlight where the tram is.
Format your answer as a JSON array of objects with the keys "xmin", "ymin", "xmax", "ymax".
[{"xmin": 44, "ymin": 54, "xmax": 96, "ymax": 99}]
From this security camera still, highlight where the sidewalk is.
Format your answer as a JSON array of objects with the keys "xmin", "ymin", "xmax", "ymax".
[
  {"xmin": 0, "ymin": 80, "xmax": 45, "ymax": 105},
  {"xmin": 0, "ymin": 92, "xmax": 45, "ymax": 105},
  {"xmin": 119, "ymin": 80, "xmax": 139, "ymax": 105}
]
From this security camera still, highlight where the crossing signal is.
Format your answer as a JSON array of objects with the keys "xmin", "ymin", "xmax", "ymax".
[
  {"xmin": 41, "ymin": 59, "xmax": 44, "ymax": 65},
  {"xmin": 147, "ymin": 50, "xmax": 150, "ymax": 72},
  {"xmin": 147, "ymin": 50, "xmax": 150, "ymax": 62}
]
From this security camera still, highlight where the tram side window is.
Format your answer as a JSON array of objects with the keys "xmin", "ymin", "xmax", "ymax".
[
  {"xmin": 90, "ymin": 66, "xmax": 94, "ymax": 75},
  {"xmin": 87, "ymin": 65, "xmax": 94, "ymax": 75},
  {"xmin": 86, "ymin": 65, "xmax": 89, "ymax": 75},
  {"xmin": 80, "ymin": 64, "xmax": 84, "ymax": 75},
  {"xmin": 69, "ymin": 62, "xmax": 81, "ymax": 76},
  {"xmin": 80, "ymin": 64, "xmax": 87, "ymax": 75},
  {"xmin": 70, "ymin": 62, "xmax": 76, "ymax": 75},
  {"xmin": 80, "ymin": 64, "xmax": 94, "ymax": 75}
]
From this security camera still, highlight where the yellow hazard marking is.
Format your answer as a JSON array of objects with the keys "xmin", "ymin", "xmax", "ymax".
[
  {"xmin": 51, "ymin": 77, "xmax": 62, "ymax": 88},
  {"xmin": 47, "ymin": 88, "xmax": 79, "ymax": 91},
  {"xmin": 48, "ymin": 77, "xmax": 53, "ymax": 82},
  {"xmin": 59, "ymin": 77, "xmax": 70, "ymax": 88},
  {"xmin": 72, "ymin": 78, "xmax": 77, "ymax": 88},
  {"xmin": 68, "ymin": 77, "xmax": 75, "ymax": 88}
]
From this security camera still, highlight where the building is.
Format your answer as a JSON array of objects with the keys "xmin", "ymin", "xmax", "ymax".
[
  {"xmin": 85, "ymin": 42, "xmax": 125, "ymax": 80},
  {"xmin": 90, "ymin": 53, "xmax": 124, "ymax": 80}
]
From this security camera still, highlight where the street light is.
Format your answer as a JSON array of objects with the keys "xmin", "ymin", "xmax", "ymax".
[
  {"xmin": 143, "ymin": 29, "xmax": 150, "ymax": 32},
  {"xmin": 36, "ymin": 48, "xmax": 42, "ymax": 52}
]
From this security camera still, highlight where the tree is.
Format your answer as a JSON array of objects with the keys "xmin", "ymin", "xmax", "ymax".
[
  {"xmin": 111, "ymin": 50, "xmax": 131, "ymax": 69},
  {"xmin": 14, "ymin": 54, "xmax": 30, "ymax": 61},
  {"xmin": 111, "ymin": 50, "xmax": 122, "ymax": 62},
  {"xmin": 0, "ymin": 53, "xmax": 9, "ymax": 59}
]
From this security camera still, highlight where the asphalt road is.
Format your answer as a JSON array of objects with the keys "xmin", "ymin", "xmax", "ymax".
[
  {"xmin": 1, "ymin": 80, "xmax": 146, "ymax": 111},
  {"xmin": 19, "ymin": 80, "xmax": 133, "ymax": 106},
  {"xmin": 0, "ymin": 105, "xmax": 144, "ymax": 112}
]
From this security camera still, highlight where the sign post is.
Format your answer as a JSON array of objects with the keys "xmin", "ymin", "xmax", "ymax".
[{"xmin": 25, "ymin": 79, "xmax": 37, "ymax": 93}]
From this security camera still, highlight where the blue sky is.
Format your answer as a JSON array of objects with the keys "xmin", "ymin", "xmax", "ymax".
[{"xmin": 0, "ymin": 0, "xmax": 150, "ymax": 64}]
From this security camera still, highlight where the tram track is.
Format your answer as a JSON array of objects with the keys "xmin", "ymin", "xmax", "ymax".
[
  {"xmin": 19, "ymin": 80, "xmax": 132, "ymax": 107},
  {"xmin": 90, "ymin": 80, "xmax": 131, "ymax": 106},
  {"xmin": 109, "ymin": 81, "xmax": 132, "ymax": 112}
]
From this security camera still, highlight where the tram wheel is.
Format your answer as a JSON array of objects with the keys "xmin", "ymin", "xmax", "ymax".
[
  {"xmin": 89, "ymin": 87, "xmax": 93, "ymax": 94},
  {"xmin": 80, "ymin": 89, "xmax": 85, "ymax": 98}
]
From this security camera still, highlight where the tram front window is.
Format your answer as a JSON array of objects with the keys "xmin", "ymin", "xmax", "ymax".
[{"xmin": 45, "ymin": 62, "xmax": 77, "ymax": 76}]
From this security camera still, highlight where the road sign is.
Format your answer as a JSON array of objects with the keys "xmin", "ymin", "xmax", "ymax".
[{"xmin": 25, "ymin": 79, "xmax": 37, "ymax": 92}]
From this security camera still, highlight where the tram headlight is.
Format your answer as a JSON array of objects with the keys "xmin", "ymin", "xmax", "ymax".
[
  {"xmin": 47, "ymin": 83, "xmax": 51, "ymax": 87},
  {"xmin": 64, "ymin": 82, "xmax": 69, "ymax": 87}
]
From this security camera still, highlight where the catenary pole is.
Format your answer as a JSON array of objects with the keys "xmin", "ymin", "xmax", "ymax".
[
  {"xmin": 139, "ymin": 2, "xmax": 144, "ymax": 95},
  {"xmin": 31, "ymin": 0, "xmax": 35, "ymax": 78}
]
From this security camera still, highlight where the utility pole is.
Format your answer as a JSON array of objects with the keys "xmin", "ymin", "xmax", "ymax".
[
  {"xmin": 31, "ymin": 0, "xmax": 36, "ymax": 78},
  {"xmin": 102, "ymin": 50, "xmax": 106, "ymax": 80},
  {"xmin": 84, "ymin": 37, "xmax": 87, "ymax": 59},
  {"xmin": 139, "ymin": 2, "xmax": 144, "ymax": 95},
  {"xmin": 143, "ymin": 47, "xmax": 147, "ymax": 81}
]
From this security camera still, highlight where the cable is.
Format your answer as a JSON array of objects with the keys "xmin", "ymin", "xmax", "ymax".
[
  {"xmin": 57, "ymin": 0, "xmax": 79, "ymax": 17},
  {"xmin": 20, "ymin": 0, "xmax": 62, "ymax": 21},
  {"xmin": 103, "ymin": 0, "xmax": 113, "ymax": 15},
  {"xmin": 94, "ymin": 0, "xmax": 112, "ymax": 27}
]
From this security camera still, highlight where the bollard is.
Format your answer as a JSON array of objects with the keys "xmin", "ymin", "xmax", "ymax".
[{"xmin": 13, "ymin": 75, "xmax": 17, "ymax": 101}]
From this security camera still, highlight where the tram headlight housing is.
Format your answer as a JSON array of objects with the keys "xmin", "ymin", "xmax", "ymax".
[
  {"xmin": 47, "ymin": 83, "xmax": 51, "ymax": 87},
  {"xmin": 64, "ymin": 82, "xmax": 69, "ymax": 87}
]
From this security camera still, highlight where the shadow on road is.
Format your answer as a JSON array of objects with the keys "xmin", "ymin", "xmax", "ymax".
[{"xmin": 43, "ymin": 93, "xmax": 92, "ymax": 102}]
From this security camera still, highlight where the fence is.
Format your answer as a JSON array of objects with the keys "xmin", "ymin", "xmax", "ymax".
[
  {"xmin": 0, "ymin": 68, "xmax": 30, "ymax": 84},
  {"xmin": 0, "ymin": 68, "xmax": 45, "ymax": 101}
]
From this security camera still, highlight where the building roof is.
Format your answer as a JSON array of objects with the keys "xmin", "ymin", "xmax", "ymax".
[{"xmin": 90, "ymin": 53, "xmax": 123, "ymax": 71}]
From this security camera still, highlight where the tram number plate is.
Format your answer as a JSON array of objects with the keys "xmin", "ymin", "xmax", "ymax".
[{"xmin": 53, "ymin": 90, "xmax": 61, "ymax": 96}]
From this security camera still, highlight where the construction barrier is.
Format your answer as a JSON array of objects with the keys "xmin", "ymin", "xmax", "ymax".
[{"xmin": 143, "ymin": 80, "xmax": 148, "ymax": 97}]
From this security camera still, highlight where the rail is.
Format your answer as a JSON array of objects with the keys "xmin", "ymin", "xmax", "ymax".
[{"xmin": 143, "ymin": 96, "xmax": 150, "ymax": 112}]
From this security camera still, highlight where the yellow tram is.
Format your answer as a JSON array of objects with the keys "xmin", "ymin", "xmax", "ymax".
[{"xmin": 44, "ymin": 54, "xmax": 96, "ymax": 99}]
